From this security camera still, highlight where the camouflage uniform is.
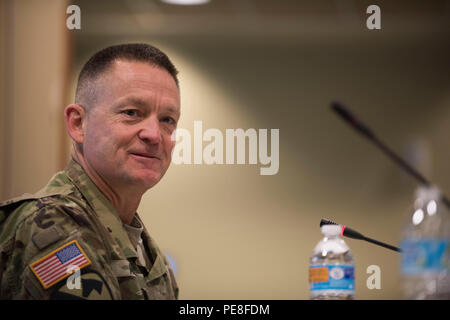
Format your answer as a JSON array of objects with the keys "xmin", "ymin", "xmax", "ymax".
[{"xmin": 0, "ymin": 159, "xmax": 178, "ymax": 299}]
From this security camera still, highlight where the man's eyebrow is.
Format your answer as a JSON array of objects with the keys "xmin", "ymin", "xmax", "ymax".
[
  {"xmin": 113, "ymin": 97, "xmax": 180, "ymax": 114},
  {"xmin": 165, "ymin": 106, "xmax": 180, "ymax": 116},
  {"xmin": 113, "ymin": 97, "xmax": 149, "ymax": 109}
]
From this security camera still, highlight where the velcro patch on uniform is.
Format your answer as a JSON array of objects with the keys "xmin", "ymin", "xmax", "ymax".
[
  {"xmin": 29, "ymin": 240, "xmax": 91, "ymax": 289},
  {"xmin": 32, "ymin": 226, "xmax": 64, "ymax": 250}
]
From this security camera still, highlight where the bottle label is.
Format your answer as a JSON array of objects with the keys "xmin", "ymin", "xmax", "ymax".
[
  {"xmin": 401, "ymin": 238, "xmax": 450, "ymax": 275},
  {"xmin": 309, "ymin": 264, "xmax": 355, "ymax": 291}
]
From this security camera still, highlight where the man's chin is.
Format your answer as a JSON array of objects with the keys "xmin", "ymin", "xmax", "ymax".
[{"xmin": 133, "ymin": 172, "xmax": 162, "ymax": 190}]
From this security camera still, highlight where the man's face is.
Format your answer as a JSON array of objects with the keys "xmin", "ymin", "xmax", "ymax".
[{"xmin": 82, "ymin": 60, "xmax": 180, "ymax": 191}]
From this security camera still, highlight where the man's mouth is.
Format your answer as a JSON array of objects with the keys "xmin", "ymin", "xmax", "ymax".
[{"xmin": 130, "ymin": 152, "xmax": 160, "ymax": 160}]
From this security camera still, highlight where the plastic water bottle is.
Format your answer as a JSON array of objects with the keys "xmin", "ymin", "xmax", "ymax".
[
  {"xmin": 400, "ymin": 186, "xmax": 450, "ymax": 299},
  {"xmin": 309, "ymin": 224, "xmax": 355, "ymax": 299}
]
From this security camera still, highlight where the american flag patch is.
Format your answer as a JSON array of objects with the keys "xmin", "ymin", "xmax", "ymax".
[{"xmin": 29, "ymin": 240, "xmax": 91, "ymax": 289}]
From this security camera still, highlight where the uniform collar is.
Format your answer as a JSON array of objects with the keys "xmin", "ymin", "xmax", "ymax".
[{"xmin": 64, "ymin": 158, "xmax": 137, "ymax": 259}]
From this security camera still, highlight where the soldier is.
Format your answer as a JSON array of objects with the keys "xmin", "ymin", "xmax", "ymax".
[{"xmin": 0, "ymin": 43, "xmax": 180, "ymax": 299}]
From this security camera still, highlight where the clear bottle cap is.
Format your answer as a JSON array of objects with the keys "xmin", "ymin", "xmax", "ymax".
[
  {"xmin": 321, "ymin": 224, "xmax": 341, "ymax": 236},
  {"xmin": 414, "ymin": 186, "xmax": 441, "ymax": 209},
  {"xmin": 415, "ymin": 186, "xmax": 441, "ymax": 201}
]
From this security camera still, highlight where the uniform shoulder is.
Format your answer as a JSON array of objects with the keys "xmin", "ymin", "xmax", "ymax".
[
  {"xmin": 0, "ymin": 168, "xmax": 75, "ymax": 220},
  {"xmin": 0, "ymin": 194, "xmax": 117, "ymax": 299},
  {"xmin": 0, "ymin": 187, "xmax": 89, "ymax": 245}
]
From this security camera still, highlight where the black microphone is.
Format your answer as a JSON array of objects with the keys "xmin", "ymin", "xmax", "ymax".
[
  {"xmin": 331, "ymin": 102, "xmax": 375, "ymax": 140},
  {"xmin": 320, "ymin": 218, "xmax": 402, "ymax": 253},
  {"xmin": 331, "ymin": 101, "xmax": 450, "ymax": 210}
]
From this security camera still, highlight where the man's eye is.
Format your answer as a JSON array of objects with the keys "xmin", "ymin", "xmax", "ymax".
[
  {"xmin": 162, "ymin": 117, "xmax": 176, "ymax": 125},
  {"xmin": 122, "ymin": 109, "xmax": 138, "ymax": 117}
]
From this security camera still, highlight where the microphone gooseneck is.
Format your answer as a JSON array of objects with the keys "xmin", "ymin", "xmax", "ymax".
[
  {"xmin": 331, "ymin": 101, "xmax": 450, "ymax": 210},
  {"xmin": 320, "ymin": 218, "xmax": 402, "ymax": 253}
]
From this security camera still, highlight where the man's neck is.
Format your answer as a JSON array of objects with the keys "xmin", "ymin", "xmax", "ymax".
[{"xmin": 72, "ymin": 150, "xmax": 142, "ymax": 225}]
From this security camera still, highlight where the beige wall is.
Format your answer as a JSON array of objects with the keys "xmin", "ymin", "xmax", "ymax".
[
  {"xmin": 0, "ymin": 0, "xmax": 70, "ymax": 200},
  {"xmin": 0, "ymin": 0, "xmax": 7, "ymax": 199}
]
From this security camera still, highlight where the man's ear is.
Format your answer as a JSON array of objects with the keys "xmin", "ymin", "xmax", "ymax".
[{"xmin": 64, "ymin": 104, "xmax": 86, "ymax": 144}]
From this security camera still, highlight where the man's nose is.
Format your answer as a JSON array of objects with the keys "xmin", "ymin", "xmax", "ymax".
[{"xmin": 138, "ymin": 117, "xmax": 162, "ymax": 145}]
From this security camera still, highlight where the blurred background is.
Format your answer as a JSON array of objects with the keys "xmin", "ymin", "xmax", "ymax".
[{"xmin": 1, "ymin": 0, "xmax": 449, "ymax": 299}]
